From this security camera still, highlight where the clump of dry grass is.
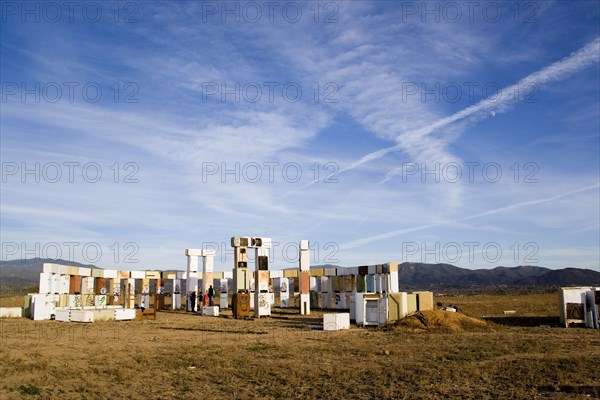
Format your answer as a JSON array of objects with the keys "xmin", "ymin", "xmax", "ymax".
[{"xmin": 395, "ymin": 310, "xmax": 492, "ymax": 332}]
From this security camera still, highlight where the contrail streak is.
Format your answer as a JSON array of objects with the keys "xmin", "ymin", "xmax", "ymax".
[{"xmin": 340, "ymin": 183, "xmax": 600, "ymax": 250}]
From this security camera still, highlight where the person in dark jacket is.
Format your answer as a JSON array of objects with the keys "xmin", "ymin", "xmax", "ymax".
[
  {"xmin": 190, "ymin": 291, "xmax": 196, "ymax": 312},
  {"xmin": 208, "ymin": 285, "xmax": 214, "ymax": 306}
]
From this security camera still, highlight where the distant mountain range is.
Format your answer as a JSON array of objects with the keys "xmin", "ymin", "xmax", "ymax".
[
  {"xmin": 395, "ymin": 263, "xmax": 600, "ymax": 289},
  {"xmin": 0, "ymin": 258, "xmax": 97, "ymax": 286},
  {"xmin": 1, "ymin": 258, "xmax": 599, "ymax": 289}
]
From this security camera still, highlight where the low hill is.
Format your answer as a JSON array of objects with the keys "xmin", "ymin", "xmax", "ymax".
[
  {"xmin": 0, "ymin": 258, "xmax": 97, "ymax": 285},
  {"xmin": 397, "ymin": 263, "xmax": 600, "ymax": 289}
]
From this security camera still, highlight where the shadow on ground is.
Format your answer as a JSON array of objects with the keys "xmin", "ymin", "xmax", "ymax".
[
  {"xmin": 482, "ymin": 316, "xmax": 560, "ymax": 327},
  {"xmin": 537, "ymin": 385, "xmax": 600, "ymax": 396}
]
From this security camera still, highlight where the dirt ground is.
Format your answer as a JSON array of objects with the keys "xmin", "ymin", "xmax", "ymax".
[{"xmin": 1, "ymin": 292, "xmax": 599, "ymax": 399}]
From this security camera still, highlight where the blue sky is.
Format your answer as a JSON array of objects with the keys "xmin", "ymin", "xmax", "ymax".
[{"xmin": 1, "ymin": 1, "xmax": 599, "ymax": 271}]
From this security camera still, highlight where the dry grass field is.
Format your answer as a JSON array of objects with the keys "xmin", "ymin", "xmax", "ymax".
[
  {"xmin": 440, "ymin": 291, "xmax": 559, "ymax": 318},
  {"xmin": 1, "ymin": 291, "xmax": 599, "ymax": 399}
]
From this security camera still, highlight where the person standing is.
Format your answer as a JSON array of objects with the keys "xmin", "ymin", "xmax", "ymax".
[
  {"xmin": 208, "ymin": 285, "xmax": 214, "ymax": 306},
  {"xmin": 190, "ymin": 291, "xmax": 196, "ymax": 312}
]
